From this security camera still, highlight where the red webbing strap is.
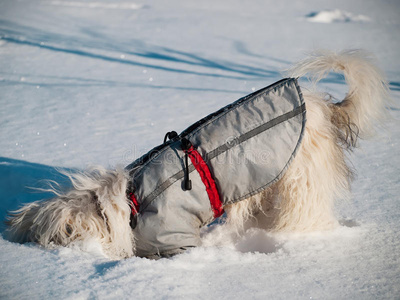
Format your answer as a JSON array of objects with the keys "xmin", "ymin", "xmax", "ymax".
[
  {"xmin": 185, "ymin": 146, "xmax": 224, "ymax": 219},
  {"xmin": 129, "ymin": 192, "xmax": 140, "ymax": 216}
]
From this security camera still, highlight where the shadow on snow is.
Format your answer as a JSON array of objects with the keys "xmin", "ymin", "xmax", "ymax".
[
  {"xmin": 0, "ymin": 20, "xmax": 281, "ymax": 81},
  {"xmin": 0, "ymin": 157, "xmax": 73, "ymax": 231}
]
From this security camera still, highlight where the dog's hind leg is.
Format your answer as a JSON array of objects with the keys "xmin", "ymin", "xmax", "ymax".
[
  {"xmin": 274, "ymin": 49, "xmax": 390, "ymax": 232},
  {"xmin": 271, "ymin": 95, "xmax": 352, "ymax": 232}
]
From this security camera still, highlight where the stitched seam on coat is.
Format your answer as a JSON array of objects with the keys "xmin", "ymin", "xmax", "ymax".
[
  {"xmin": 229, "ymin": 79, "xmax": 306, "ymax": 203},
  {"xmin": 185, "ymin": 78, "xmax": 293, "ymax": 140},
  {"xmin": 206, "ymin": 104, "xmax": 305, "ymax": 161},
  {"xmin": 139, "ymin": 100, "xmax": 305, "ymax": 212},
  {"xmin": 130, "ymin": 78, "xmax": 292, "ymax": 179}
]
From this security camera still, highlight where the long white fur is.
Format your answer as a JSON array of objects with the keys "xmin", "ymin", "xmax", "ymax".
[
  {"xmin": 226, "ymin": 49, "xmax": 390, "ymax": 232},
  {"xmin": 287, "ymin": 49, "xmax": 390, "ymax": 137},
  {"xmin": 6, "ymin": 49, "xmax": 390, "ymax": 258},
  {"xmin": 6, "ymin": 167, "xmax": 135, "ymax": 259}
]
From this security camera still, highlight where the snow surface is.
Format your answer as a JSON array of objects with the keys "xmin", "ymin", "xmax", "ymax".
[
  {"xmin": 1, "ymin": 0, "xmax": 400, "ymax": 299},
  {"xmin": 305, "ymin": 9, "xmax": 371, "ymax": 23}
]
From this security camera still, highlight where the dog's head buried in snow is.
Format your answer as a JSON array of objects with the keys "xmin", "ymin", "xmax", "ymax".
[{"xmin": 6, "ymin": 50, "xmax": 390, "ymax": 259}]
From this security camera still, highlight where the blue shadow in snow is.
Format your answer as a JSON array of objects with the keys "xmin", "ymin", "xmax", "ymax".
[
  {"xmin": 0, "ymin": 76, "xmax": 248, "ymax": 94},
  {"xmin": 0, "ymin": 157, "xmax": 73, "ymax": 232},
  {"xmin": 0, "ymin": 20, "xmax": 280, "ymax": 81},
  {"xmin": 389, "ymin": 81, "xmax": 400, "ymax": 92},
  {"xmin": 92, "ymin": 260, "xmax": 120, "ymax": 278}
]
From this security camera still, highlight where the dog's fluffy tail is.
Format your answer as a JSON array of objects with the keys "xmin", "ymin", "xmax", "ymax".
[
  {"xmin": 287, "ymin": 49, "xmax": 390, "ymax": 140},
  {"xmin": 5, "ymin": 167, "xmax": 135, "ymax": 260}
]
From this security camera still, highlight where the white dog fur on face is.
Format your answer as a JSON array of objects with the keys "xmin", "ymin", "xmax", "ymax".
[
  {"xmin": 6, "ymin": 50, "xmax": 390, "ymax": 259},
  {"xmin": 6, "ymin": 167, "xmax": 135, "ymax": 259}
]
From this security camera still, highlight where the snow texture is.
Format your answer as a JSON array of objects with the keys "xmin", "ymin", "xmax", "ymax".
[
  {"xmin": 1, "ymin": 0, "xmax": 399, "ymax": 299},
  {"xmin": 305, "ymin": 9, "xmax": 371, "ymax": 23}
]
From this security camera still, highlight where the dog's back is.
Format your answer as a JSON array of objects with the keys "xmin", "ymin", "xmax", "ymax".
[{"xmin": 5, "ymin": 50, "xmax": 390, "ymax": 259}]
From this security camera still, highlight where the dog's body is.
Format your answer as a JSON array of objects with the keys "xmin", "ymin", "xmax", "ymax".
[{"xmin": 6, "ymin": 50, "xmax": 390, "ymax": 259}]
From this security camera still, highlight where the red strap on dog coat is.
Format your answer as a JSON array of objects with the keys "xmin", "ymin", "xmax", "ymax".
[
  {"xmin": 185, "ymin": 145, "xmax": 224, "ymax": 219},
  {"xmin": 129, "ymin": 192, "xmax": 140, "ymax": 216},
  {"xmin": 129, "ymin": 143, "xmax": 224, "ymax": 220}
]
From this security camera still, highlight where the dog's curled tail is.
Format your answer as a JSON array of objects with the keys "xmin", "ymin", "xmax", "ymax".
[{"xmin": 287, "ymin": 49, "xmax": 390, "ymax": 139}]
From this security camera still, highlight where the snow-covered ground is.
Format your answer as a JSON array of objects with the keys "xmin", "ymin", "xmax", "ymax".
[{"xmin": 1, "ymin": 0, "xmax": 399, "ymax": 298}]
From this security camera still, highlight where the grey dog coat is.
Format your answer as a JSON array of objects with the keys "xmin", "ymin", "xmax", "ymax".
[{"xmin": 126, "ymin": 78, "xmax": 306, "ymax": 257}]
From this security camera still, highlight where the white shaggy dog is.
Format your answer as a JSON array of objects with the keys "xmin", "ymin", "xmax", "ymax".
[{"xmin": 6, "ymin": 50, "xmax": 390, "ymax": 259}]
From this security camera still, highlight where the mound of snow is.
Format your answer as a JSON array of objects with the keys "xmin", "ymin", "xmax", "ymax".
[{"xmin": 306, "ymin": 9, "xmax": 371, "ymax": 23}]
